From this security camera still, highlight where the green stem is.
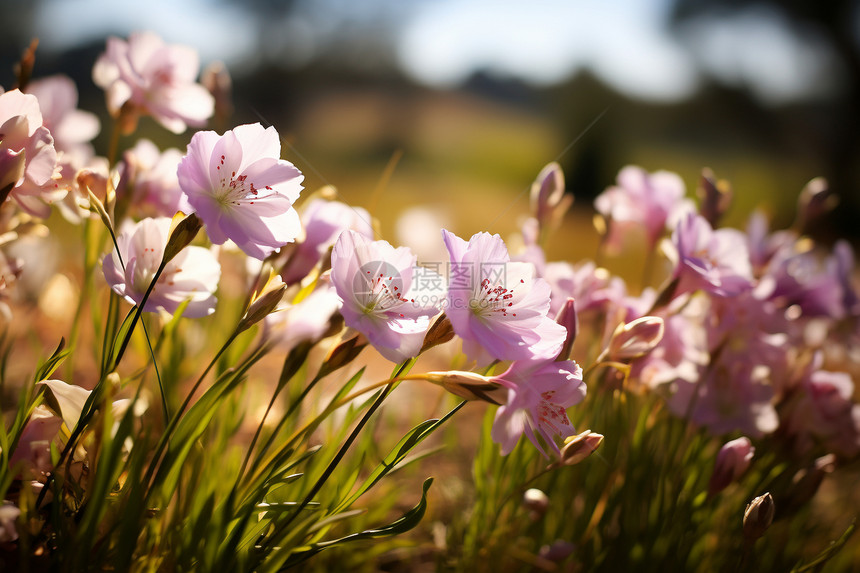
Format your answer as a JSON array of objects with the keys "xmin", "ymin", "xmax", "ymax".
[{"xmin": 265, "ymin": 359, "xmax": 414, "ymax": 545}]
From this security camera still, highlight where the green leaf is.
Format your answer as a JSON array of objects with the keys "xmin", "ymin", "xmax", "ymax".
[
  {"xmin": 791, "ymin": 519, "xmax": 856, "ymax": 573},
  {"xmin": 278, "ymin": 478, "xmax": 434, "ymax": 569},
  {"xmin": 71, "ymin": 393, "xmax": 140, "ymax": 569},
  {"xmin": 34, "ymin": 337, "xmax": 71, "ymax": 382},
  {"xmin": 105, "ymin": 304, "xmax": 136, "ymax": 375},
  {"xmin": 333, "ymin": 400, "xmax": 465, "ymax": 514}
]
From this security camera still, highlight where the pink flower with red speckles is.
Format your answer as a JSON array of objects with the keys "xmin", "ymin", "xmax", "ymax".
[
  {"xmin": 121, "ymin": 139, "xmax": 190, "ymax": 217},
  {"xmin": 92, "ymin": 32, "xmax": 213, "ymax": 134},
  {"xmin": 442, "ymin": 229, "xmax": 566, "ymax": 365},
  {"xmin": 330, "ymin": 230, "xmax": 441, "ymax": 363},
  {"xmin": 595, "ymin": 165, "xmax": 692, "ymax": 253},
  {"xmin": 177, "ymin": 123, "xmax": 304, "ymax": 260},
  {"xmin": 663, "ymin": 212, "xmax": 753, "ymax": 298},
  {"xmin": 102, "ymin": 217, "xmax": 220, "ymax": 317},
  {"xmin": 490, "ymin": 359, "xmax": 586, "ymax": 456}
]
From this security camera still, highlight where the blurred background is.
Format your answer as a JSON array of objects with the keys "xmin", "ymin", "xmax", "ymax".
[{"xmin": 1, "ymin": 0, "xmax": 859, "ymax": 262}]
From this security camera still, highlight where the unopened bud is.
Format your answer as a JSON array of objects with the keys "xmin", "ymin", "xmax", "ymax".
[
  {"xmin": 539, "ymin": 540, "xmax": 575, "ymax": 562},
  {"xmin": 796, "ymin": 177, "xmax": 836, "ymax": 235},
  {"xmin": 743, "ymin": 492, "xmax": 775, "ymax": 541},
  {"xmin": 201, "ymin": 60, "xmax": 233, "ymax": 128},
  {"xmin": 786, "ymin": 454, "xmax": 836, "ymax": 514},
  {"xmin": 86, "ymin": 188, "xmax": 113, "ymax": 232},
  {"xmin": 424, "ymin": 371, "xmax": 506, "ymax": 405},
  {"xmin": 560, "ymin": 430, "xmax": 604, "ymax": 466},
  {"xmin": 697, "ymin": 168, "xmax": 732, "ymax": 228},
  {"xmin": 530, "ymin": 162, "xmax": 573, "ymax": 233},
  {"xmin": 607, "ymin": 316, "xmax": 664, "ymax": 360},
  {"xmin": 14, "ymin": 39, "xmax": 38, "ymax": 91},
  {"xmin": 117, "ymin": 100, "xmax": 141, "ymax": 135},
  {"xmin": 554, "ymin": 298, "xmax": 577, "ymax": 361},
  {"xmin": 106, "ymin": 371, "xmax": 122, "ymax": 394},
  {"xmin": 708, "ymin": 436, "xmax": 754, "ymax": 495},
  {"xmin": 162, "ymin": 212, "xmax": 203, "ymax": 265},
  {"xmin": 238, "ymin": 275, "xmax": 287, "ymax": 334},
  {"xmin": 318, "ymin": 334, "xmax": 367, "ymax": 379},
  {"xmin": 420, "ymin": 314, "xmax": 455, "ymax": 353},
  {"xmin": 523, "ymin": 488, "xmax": 549, "ymax": 520},
  {"xmin": 77, "ymin": 168, "xmax": 109, "ymax": 204}
]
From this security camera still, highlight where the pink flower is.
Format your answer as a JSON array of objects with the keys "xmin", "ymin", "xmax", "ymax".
[
  {"xmin": 53, "ymin": 154, "xmax": 110, "ymax": 224},
  {"xmin": 442, "ymin": 230, "xmax": 566, "ymax": 365},
  {"xmin": 8, "ymin": 405, "xmax": 62, "ymax": 478},
  {"xmin": 783, "ymin": 365, "xmax": 860, "ymax": 458},
  {"xmin": 671, "ymin": 358, "xmax": 777, "ymax": 437},
  {"xmin": 633, "ymin": 311, "xmax": 708, "ymax": 391},
  {"xmin": 490, "ymin": 359, "xmax": 586, "ymax": 456},
  {"xmin": 708, "ymin": 437, "xmax": 754, "ymax": 495},
  {"xmin": 660, "ymin": 292, "xmax": 783, "ymax": 437},
  {"xmin": 663, "ymin": 212, "xmax": 753, "ymax": 298},
  {"xmin": 120, "ymin": 139, "xmax": 190, "ymax": 217},
  {"xmin": 26, "ymin": 75, "xmax": 100, "ymax": 155},
  {"xmin": 102, "ymin": 217, "xmax": 220, "ymax": 317},
  {"xmin": 758, "ymin": 242, "xmax": 846, "ymax": 320},
  {"xmin": 543, "ymin": 260, "xmax": 626, "ymax": 317},
  {"xmin": 0, "ymin": 88, "xmax": 62, "ymax": 217},
  {"xmin": 595, "ymin": 165, "xmax": 692, "ymax": 253},
  {"xmin": 330, "ymin": 230, "xmax": 440, "ymax": 363},
  {"xmin": 92, "ymin": 31, "xmax": 214, "ymax": 133},
  {"xmin": 177, "ymin": 123, "xmax": 304, "ymax": 260},
  {"xmin": 281, "ymin": 198, "xmax": 373, "ymax": 285},
  {"xmin": 264, "ymin": 283, "xmax": 342, "ymax": 352}
]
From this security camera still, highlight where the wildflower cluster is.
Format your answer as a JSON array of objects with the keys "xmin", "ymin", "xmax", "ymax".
[{"xmin": 0, "ymin": 32, "xmax": 858, "ymax": 572}]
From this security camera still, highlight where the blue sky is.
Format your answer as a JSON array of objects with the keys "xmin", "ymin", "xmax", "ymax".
[{"xmin": 33, "ymin": 0, "xmax": 841, "ymax": 104}]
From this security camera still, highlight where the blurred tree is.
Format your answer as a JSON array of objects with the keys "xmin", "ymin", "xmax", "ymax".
[
  {"xmin": 670, "ymin": 0, "xmax": 860, "ymax": 239},
  {"xmin": 0, "ymin": 0, "xmax": 39, "ymax": 87}
]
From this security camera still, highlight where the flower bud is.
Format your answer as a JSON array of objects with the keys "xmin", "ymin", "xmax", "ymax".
[
  {"xmin": 523, "ymin": 488, "xmax": 549, "ymax": 520},
  {"xmin": 238, "ymin": 275, "xmax": 287, "ymax": 334},
  {"xmin": 8, "ymin": 405, "xmax": 62, "ymax": 477},
  {"xmin": 530, "ymin": 162, "xmax": 573, "ymax": 233},
  {"xmin": 785, "ymin": 454, "xmax": 836, "ymax": 514},
  {"xmin": 539, "ymin": 540, "xmax": 575, "ymax": 562},
  {"xmin": 607, "ymin": 316, "xmax": 664, "ymax": 360},
  {"xmin": 420, "ymin": 314, "xmax": 455, "ymax": 353},
  {"xmin": 423, "ymin": 371, "xmax": 506, "ymax": 405},
  {"xmin": 317, "ymin": 333, "xmax": 367, "ymax": 379},
  {"xmin": 201, "ymin": 60, "xmax": 233, "ymax": 129},
  {"xmin": 162, "ymin": 212, "xmax": 203, "ymax": 266},
  {"xmin": 796, "ymin": 177, "xmax": 836, "ymax": 235},
  {"xmin": 697, "ymin": 168, "xmax": 732, "ymax": 228},
  {"xmin": 77, "ymin": 168, "xmax": 109, "ymax": 205},
  {"xmin": 708, "ymin": 436, "xmax": 754, "ymax": 495},
  {"xmin": 14, "ymin": 38, "xmax": 38, "ymax": 91},
  {"xmin": 743, "ymin": 492, "xmax": 775, "ymax": 542},
  {"xmin": 560, "ymin": 430, "xmax": 604, "ymax": 466},
  {"xmin": 554, "ymin": 297, "xmax": 577, "ymax": 362}
]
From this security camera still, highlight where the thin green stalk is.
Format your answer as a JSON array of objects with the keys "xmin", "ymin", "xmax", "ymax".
[
  {"xmin": 141, "ymin": 330, "xmax": 253, "ymax": 498},
  {"xmin": 140, "ymin": 316, "xmax": 168, "ymax": 422},
  {"xmin": 236, "ymin": 383, "xmax": 281, "ymax": 483},
  {"xmin": 264, "ymin": 359, "xmax": 414, "ymax": 545},
  {"xmin": 66, "ymin": 218, "xmax": 94, "ymax": 378}
]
